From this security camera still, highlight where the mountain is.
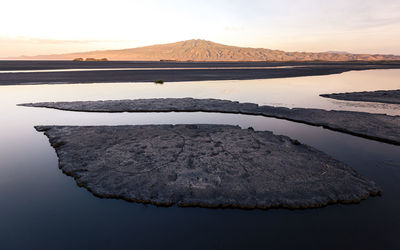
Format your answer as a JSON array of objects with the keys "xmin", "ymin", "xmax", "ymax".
[
  {"xmin": 324, "ymin": 51, "xmax": 351, "ymax": 55},
  {"xmin": 15, "ymin": 39, "xmax": 400, "ymax": 61}
]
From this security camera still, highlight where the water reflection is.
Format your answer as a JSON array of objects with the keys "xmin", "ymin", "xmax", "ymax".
[
  {"xmin": 2, "ymin": 69, "xmax": 399, "ymax": 115},
  {"xmin": 0, "ymin": 69, "xmax": 400, "ymax": 249}
]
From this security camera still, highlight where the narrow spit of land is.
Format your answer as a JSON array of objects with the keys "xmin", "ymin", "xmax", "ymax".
[
  {"xmin": 321, "ymin": 89, "xmax": 400, "ymax": 105},
  {"xmin": 1, "ymin": 61, "xmax": 400, "ymax": 85},
  {"xmin": 35, "ymin": 124, "xmax": 380, "ymax": 209},
  {"xmin": 21, "ymin": 98, "xmax": 400, "ymax": 145}
]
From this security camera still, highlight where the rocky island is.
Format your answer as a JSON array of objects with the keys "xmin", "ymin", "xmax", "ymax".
[
  {"xmin": 35, "ymin": 124, "xmax": 380, "ymax": 209},
  {"xmin": 321, "ymin": 89, "xmax": 400, "ymax": 104},
  {"xmin": 21, "ymin": 98, "xmax": 400, "ymax": 145}
]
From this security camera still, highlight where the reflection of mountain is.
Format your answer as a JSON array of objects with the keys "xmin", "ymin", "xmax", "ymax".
[{"xmin": 18, "ymin": 39, "xmax": 400, "ymax": 61}]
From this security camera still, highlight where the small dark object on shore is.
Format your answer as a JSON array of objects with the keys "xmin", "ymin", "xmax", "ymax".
[
  {"xmin": 292, "ymin": 139, "xmax": 301, "ymax": 145},
  {"xmin": 154, "ymin": 80, "xmax": 164, "ymax": 84}
]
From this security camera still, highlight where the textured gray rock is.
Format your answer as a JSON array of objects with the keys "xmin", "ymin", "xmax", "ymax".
[
  {"xmin": 21, "ymin": 98, "xmax": 400, "ymax": 145},
  {"xmin": 35, "ymin": 124, "xmax": 380, "ymax": 209},
  {"xmin": 321, "ymin": 89, "xmax": 400, "ymax": 104}
]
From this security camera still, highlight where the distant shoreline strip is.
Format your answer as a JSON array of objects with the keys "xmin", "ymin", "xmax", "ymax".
[{"xmin": 0, "ymin": 66, "xmax": 299, "ymax": 74}]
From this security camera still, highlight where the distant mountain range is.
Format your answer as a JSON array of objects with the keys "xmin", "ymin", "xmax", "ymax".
[{"xmin": 14, "ymin": 39, "xmax": 400, "ymax": 61}]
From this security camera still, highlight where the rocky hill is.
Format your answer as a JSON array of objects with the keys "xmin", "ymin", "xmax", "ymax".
[{"xmin": 17, "ymin": 39, "xmax": 400, "ymax": 61}]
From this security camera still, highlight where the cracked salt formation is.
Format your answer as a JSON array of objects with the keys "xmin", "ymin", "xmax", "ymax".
[
  {"xmin": 21, "ymin": 98, "xmax": 400, "ymax": 145},
  {"xmin": 321, "ymin": 89, "xmax": 400, "ymax": 105},
  {"xmin": 35, "ymin": 124, "xmax": 380, "ymax": 209}
]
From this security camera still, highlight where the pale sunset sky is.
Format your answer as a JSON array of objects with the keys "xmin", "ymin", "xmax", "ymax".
[{"xmin": 1, "ymin": 0, "xmax": 400, "ymax": 57}]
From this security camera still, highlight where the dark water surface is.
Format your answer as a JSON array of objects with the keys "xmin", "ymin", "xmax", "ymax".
[{"xmin": 1, "ymin": 70, "xmax": 400, "ymax": 249}]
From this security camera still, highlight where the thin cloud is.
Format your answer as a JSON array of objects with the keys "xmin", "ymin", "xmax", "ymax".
[{"xmin": 0, "ymin": 36, "xmax": 129, "ymax": 44}]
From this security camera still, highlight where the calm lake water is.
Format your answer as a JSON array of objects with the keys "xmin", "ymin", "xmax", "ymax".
[{"xmin": 1, "ymin": 69, "xmax": 400, "ymax": 249}]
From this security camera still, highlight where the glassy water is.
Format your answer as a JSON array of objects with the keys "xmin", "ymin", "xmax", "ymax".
[{"xmin": 0, "ymin": 69, "xmax": 400, "ymax": 249}]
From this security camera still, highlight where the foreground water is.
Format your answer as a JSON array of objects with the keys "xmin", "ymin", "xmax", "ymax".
[{"xmin": 0, "ymin": 69, "xmax": 400, "ymax": 249}]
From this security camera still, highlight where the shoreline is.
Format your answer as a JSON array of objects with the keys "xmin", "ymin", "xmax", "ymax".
[{"xmin": 1, "ymin": 61, "xmax": 400, "ymax": 85}]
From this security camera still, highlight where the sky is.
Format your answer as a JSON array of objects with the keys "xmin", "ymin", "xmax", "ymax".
[{"xmin": 1, "ymin": 0, "xmax": 400, "ymax": 57}]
